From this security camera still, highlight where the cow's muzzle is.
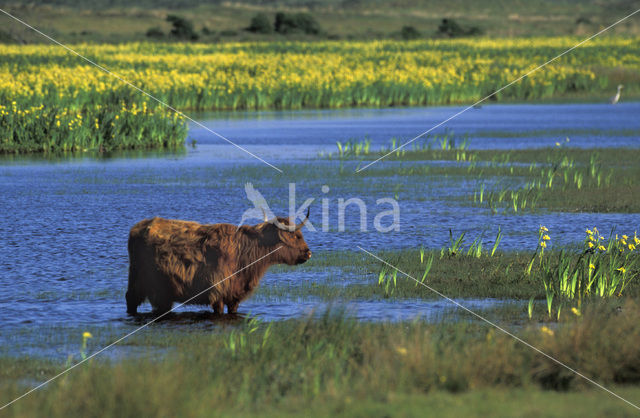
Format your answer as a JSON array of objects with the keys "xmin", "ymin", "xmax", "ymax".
[{"xmin": 296, "ymin": 249, "xmax": 311, "ymax": 264}]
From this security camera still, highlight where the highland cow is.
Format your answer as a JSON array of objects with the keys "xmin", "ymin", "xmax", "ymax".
[{"xmin": 126, "ymin": 210, "xmax": 311, "ymax": 315}]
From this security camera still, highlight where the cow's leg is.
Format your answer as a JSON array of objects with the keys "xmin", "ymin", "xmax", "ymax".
[
  {"xmin": 226, "ymin": 299, "xmax": 240, "ymax": 314},
  {"xmin": 148, "ymin": 285, "xmax": 173, "ymax": 317},
  {"xmin": 152, "ymin": 301, "xmax": 173, "ymax": 317},
  {"xmin": 125, "ymin": 289, "xmax": 144, "ymax": 315},
  {"xmin": 212, "ymin": 299, "xmax": 224, "ymax": 314},
  {"xmin": 126, "ymin": 265, "xmax": 144, "ymax": 315}
]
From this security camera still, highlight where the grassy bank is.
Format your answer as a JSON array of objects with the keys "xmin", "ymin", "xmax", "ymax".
[
  {"xmin": 337, "ymin": 140, "xmax": 640, "ymax": 213},
  {"xmin": 2, "ymin": 302, "xmax": 640, "ymax": 416},
  {"xmin": 1, "ymin": 0, "xmax": 639, "ymax": 43}
]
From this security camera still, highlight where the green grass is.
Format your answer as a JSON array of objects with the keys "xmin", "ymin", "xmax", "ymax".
[
  {"xmin": 3, "ymin": 302, "xmax": 640, "ymax": 416},
  {"xmin": 349, "ymin": 144, "xmax": 640, "ymax": 213},
  {"xmin": 0, "ymin": 103, "xmax": 187, "ymax": 154},
  {"xmin": 265, "ymin": 245, "xmax": 640, "ymax": 302},
  {"xmin": 1, "ymin": 0, "xmax": 639, "ymax": 44}
]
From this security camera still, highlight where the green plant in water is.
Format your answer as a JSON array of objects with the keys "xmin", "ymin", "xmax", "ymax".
[
  {"xmin": 528, "ymin": 226, "xmax": 639, "ymax": 319},
  {"xmin": 65, "ymin": 331, "xmax": 93, "ymax": 367}
]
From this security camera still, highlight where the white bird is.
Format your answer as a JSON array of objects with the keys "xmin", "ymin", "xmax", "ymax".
[
  {"xmin": 610, "ymin": 84, "xmax": 623, "ymax": 104},
  {"xmin": 238, "ymin": 183, "xmax": 274, "ymax": 226}
]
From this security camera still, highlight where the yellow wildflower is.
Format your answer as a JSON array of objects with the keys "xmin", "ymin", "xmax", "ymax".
[
  {"xmin": 571, "ymin": 307, "xmax": 581, "ymax": 316},
  {"xmin": 617, "ymin": 267, "xmax": 626, "ymax": 274},
  {"xmin": 540, "ymin": 241, "xmax": 547, "ymax": 248},
  {"xmin": 586, "ymin": 229, "xmax": 592, "ymax": 235},
  {"xmin": 396, "ymin": 347, "xmax": 407, "ymax": 356},
  {"xmin": 587, "ymin": 242, "xmax": 594, "ymax": 249},
  {"xmin": 540, "ymin": 226, "xmax": 548, "ymax": 232},
  {"xmin": 542, "ymin": 235, "xmax": 550, "ymax": 241},
  {"xmin": 540, "ymin": 326, "xmax": 554, "ymax": 336},
  {"xmin": 598, "ymin": 245, "xmax": 606, "ymax": 251},
  {"xmin": 589, "ymin": 263, "xmax": 595, "ymax": 270},
  {"xmin": 83, "ymin": 331, "xmax": 93, "ymax": 339},
  {"xmin": 629, "ymin": 244, "xmax": 636, "ymax": 251}
]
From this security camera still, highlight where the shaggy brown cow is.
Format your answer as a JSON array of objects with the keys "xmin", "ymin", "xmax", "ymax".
[{"xmin": 126, "ymin": 210, "xmax": 311, "ymax": 315}]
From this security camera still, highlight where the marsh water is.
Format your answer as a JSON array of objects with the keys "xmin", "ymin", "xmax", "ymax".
[{"xmin": 1, "ymin": 102, "xmax": 639, "ymax": 357}]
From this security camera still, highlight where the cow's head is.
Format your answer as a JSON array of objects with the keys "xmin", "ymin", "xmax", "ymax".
[{"xmin": 257, "ymin": 208, "xmax": 311, "ymax": 265}]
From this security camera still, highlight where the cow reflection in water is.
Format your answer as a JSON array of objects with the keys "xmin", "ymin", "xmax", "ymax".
[{"xmin": 126, "ymin": 209, "xmax": 311, "ymax": 315}]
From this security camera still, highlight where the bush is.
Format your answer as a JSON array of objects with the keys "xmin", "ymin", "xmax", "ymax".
[
  {"xmin": 0, "ymin": 30, "xmax": 17, "ymax": 44},
  {"xmin": 400, "ymin": 25, "xmax": 421, "ymax": 40},
  {"xmin": 274, "ymin": 12, "xmax": 322, "ymax": 35},
  {"xmin": 437, "ymin": 18, "xmax": 483, "ymax": 38},
  {"xmin": 166, "ymin": 15, "xmax": 199, "ymax": 41},
  {"xmin": 145, "ymin": 27, "xmax": 164, "ymax": 39},
  {"xmin": 246, "ymin": 13, "xmax": 273, "ymax": 34}
]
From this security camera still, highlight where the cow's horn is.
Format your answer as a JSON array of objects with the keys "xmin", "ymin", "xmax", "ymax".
[
  {"xmin": 295, "ymin": 207, "xmax": 310, "ymax": 231},
  {"xmin": 272, "ymin": 218, "xmax": 295, "ymax": 232},
  {"xmin": 261, "ymin": 207, "xmax": 268, "ymax": 222}
]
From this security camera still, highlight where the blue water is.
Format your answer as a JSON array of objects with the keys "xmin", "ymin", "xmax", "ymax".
[{"xmin": 0, "ymin": 102, "xmax": 639, "ymax": 357}]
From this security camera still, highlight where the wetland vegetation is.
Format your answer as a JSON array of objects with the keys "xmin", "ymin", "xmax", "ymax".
[{"xmin": 2, "ymin": 1, "xmax": 640, "ymax": 415}]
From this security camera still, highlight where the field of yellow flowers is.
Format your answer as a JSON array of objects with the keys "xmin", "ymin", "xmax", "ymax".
[{"xmin": 1, "ymin": 37, "xmax": 639, "ymax": 153}]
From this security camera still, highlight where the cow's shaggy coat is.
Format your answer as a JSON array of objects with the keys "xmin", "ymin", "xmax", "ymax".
[{"xmin": 126, "ymin": 216, "xmax": 311, "ymax": 315}]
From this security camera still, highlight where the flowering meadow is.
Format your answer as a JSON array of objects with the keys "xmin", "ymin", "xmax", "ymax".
[{"xmin": 2, "ymin": 37, "xmax": 639, "ymax": 152}]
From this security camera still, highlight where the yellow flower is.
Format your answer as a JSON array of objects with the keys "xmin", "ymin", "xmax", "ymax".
[
  {"xmin": 617, "ymin": 267, "xmax": 626, "ymax": 274},
  {"xmin": 571, "ymin": 307, "xmax": 581, "ymax": 316},
  {"xmin": 588, "ymin": 235, "xmax": 595, "ymax": 242},
  {"xmin": 598, "ymin": 245, "xmax": 606, "ymax": 251},
  {"xmin": 541, "ymin": 326, "xmax": 554, "ymax": 336},
  {"xmin": 629, "ymin": 244, "xmax": 636, "ymax": 251},
  {"xmin": 542, "ymin": 235, "xmax": 550, "ymax": 241},
  {"xmin": 622, "ymin": 235, "xmax": 628, "ymax": 240},
  {"xmin": 586, "ymin": 229, "xmax": 592, "ymax": 235},
  {"xmin": 589, "ymin": 263, "xmax": 595, "ymax": 270},
  {"xmin": 540, "ymin": 241, "xmax": 547, "ymax": 248},
  {"xmin": 540, "ymin": 226, "xmax": 548, "ymax": 232},
  {"xmin": 587, "ymin": 242, "xmax": 594, "ymax": 249},
  {"xmin": 83, "ymin": 331, "xmax": 93, "ymax": 339},
  {"xmin": 395, "ymin": 347, "xmax": 407, "ymax": 356}
]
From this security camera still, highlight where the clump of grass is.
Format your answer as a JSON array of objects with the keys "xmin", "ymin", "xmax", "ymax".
[{"xmin": 527, "ymin": 226, "xmax": 639, "ymax": 320}]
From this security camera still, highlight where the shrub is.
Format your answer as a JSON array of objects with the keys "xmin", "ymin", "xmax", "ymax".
[
  {"xmin": 437, "ymin": 18, "xmax": 483, "ymax": 38},
  {"xmin": 400, "ymin": 25, "xmax": 421, "ymax": 40},
  {"xmin": 166, "ymin": 15, "xmax": 199, "ymax": 41},
  {"xmin": 247, "ymin": 13, "xmax": 273, "ymax": 34},
  {"xmin": 145, "ymin": 27, "xmax": 164, "ymax": 39},
  {"xmin": 0, "ymin": 30, "xmax": 17, "ymax": 44},
  {"xmin": 274, "ymin": 12, "xmax": 321, "ymax": 35}
]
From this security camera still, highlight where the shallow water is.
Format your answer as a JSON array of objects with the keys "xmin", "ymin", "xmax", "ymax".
[{"xmin": 1, "ymin": 102, "xmax": 639, "ymax": 357}]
